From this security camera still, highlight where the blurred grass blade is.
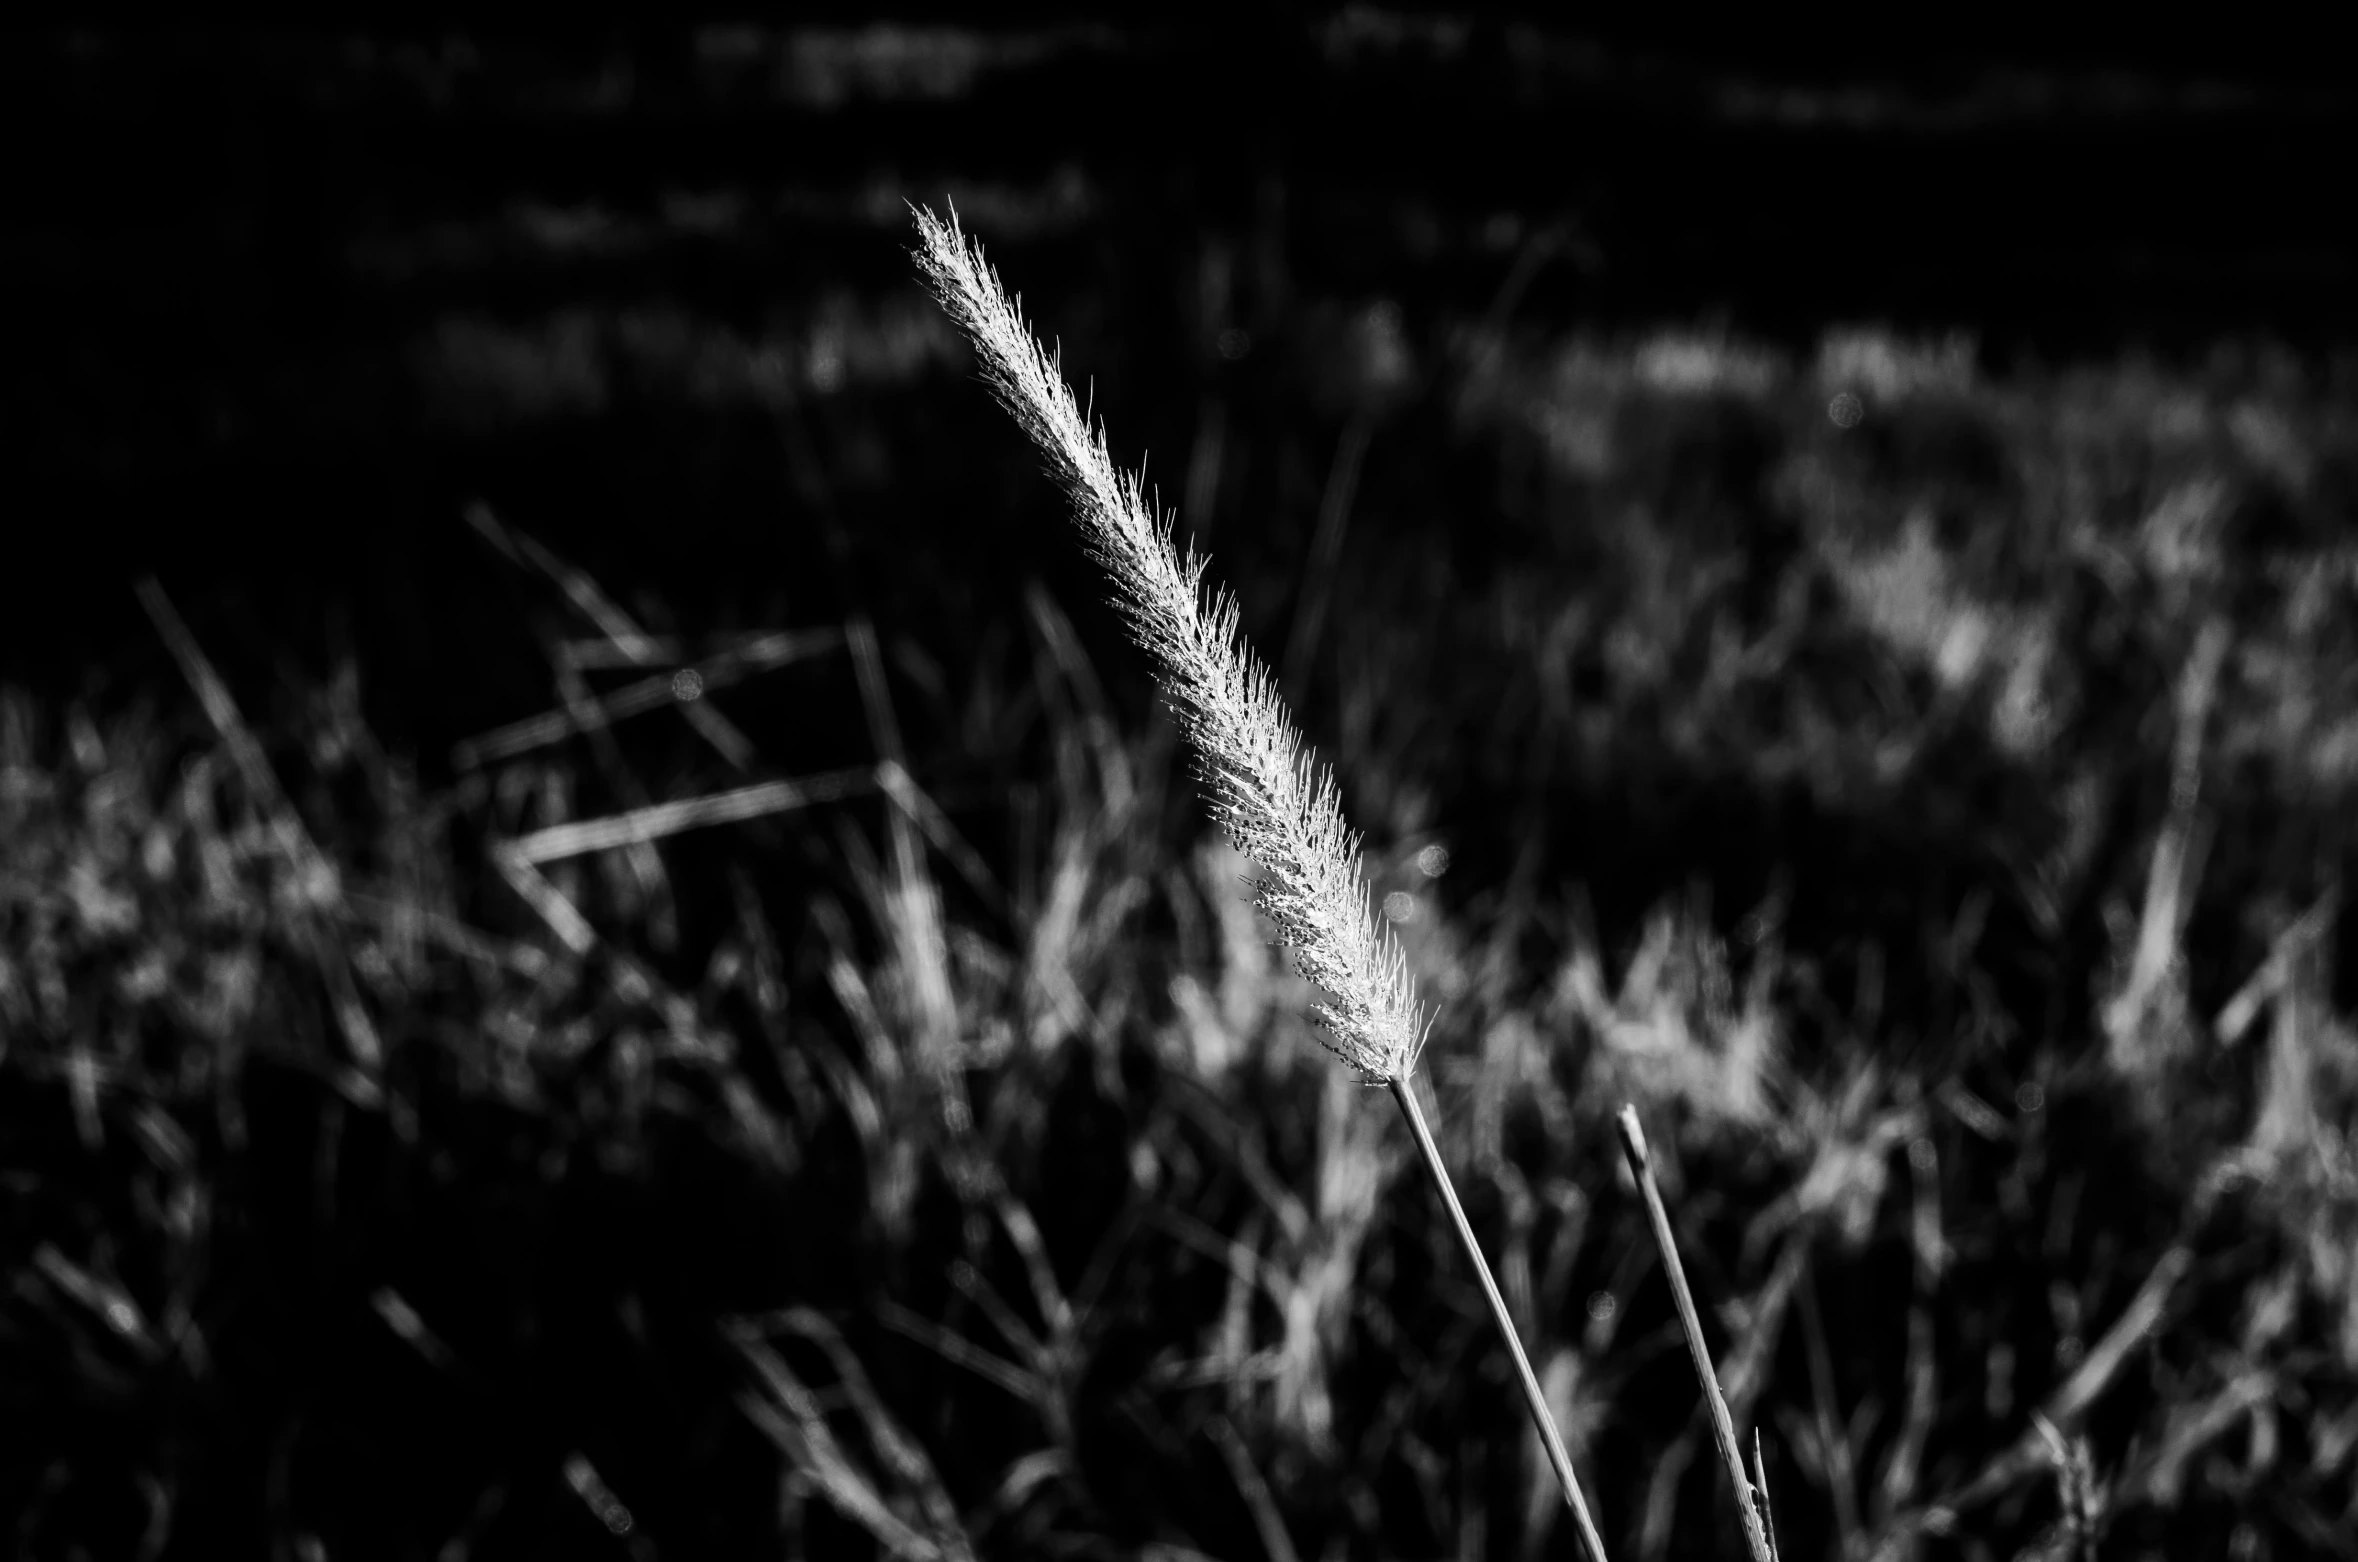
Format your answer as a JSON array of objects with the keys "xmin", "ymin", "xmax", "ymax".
[
  {"xmin": 463, "ymin": 499, "xmax": 759, "ymax": 768},
  {"xmin": 452, "ymin": 627, "xmax": 843, "ymax": 769},
  {"xmin": 136, "ymin": 576, "xmax": 384, "ymax": 1094},
  {"xmin": 503, "ymin": 767, "xmax": 878, "ymax": 864}
]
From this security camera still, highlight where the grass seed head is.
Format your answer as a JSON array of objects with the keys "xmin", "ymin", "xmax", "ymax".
[{"xmin": 911, "ymin": 203, "xmax": 1426, "ymax": 1083}]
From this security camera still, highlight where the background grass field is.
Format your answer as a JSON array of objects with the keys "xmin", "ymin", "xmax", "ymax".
[{"xmin": 7, "ymin": 21, "xmax": 2358, "ymax": 1562}]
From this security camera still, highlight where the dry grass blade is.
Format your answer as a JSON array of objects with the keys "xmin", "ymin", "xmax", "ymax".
[
  {"xmin": 844, "ymin": 617, "xmax": 963, "ymax": 1132},
  {"xmin": 1216, "ymin": 1415, "xmax": 1311, "ymax": 1562},
  {"xmin": 338, "ymin": 892, "xmax": 548, "ymax": 980},
  {"xmin": 463, "ymin": 501, "xmax": 665, "ymax": 660},
  {"xmin": 875, "ymin": 1298, "xmax": 1045, "ymax": 1409},
  {"xmin": 557, "ymin": 634, "xmax": 687, "ymax": 668},
  {"xmin": 2101, "ymin": 613, "xmax": 2226, "ymax": 1076},
  {"xmin": 1964, "ymin": 1241, "xmax": 2192, "ymax": 1505},
  {"xmin": 543, "ymin": 640, "xmax": 674, "ymax": 944},
  {"xmin": 2214, "ymin": 883, "xmax": 2340, "ymax": 1046},
  {"xmin": 734, "ymin": 1310, "xmax": 980, "ymax": 1562},
  {"xmin": 1876, "ymin": 1134, "xmax": 1945, "ymax": 1525},
  {"xmin": 1279, "ymin": 412, "xmax": 1373, "ymax": 700},
  {"xmin": 1616, "ymin": 1105, "xmax": 1775, "ymax": 1562},
  {"xmin": 370, "ymin": 1287, "xmax": 460, "ymax": 1375},
  {"xmin": 451, "ymin": 628, "xmax": 843, "ymax": 769},
  {"xmin": 1797, "ymin": 1267, "xmax": 1863, "ymax": 1554},
  {"xmin": 560, "ymin": 1452, "xmax": 635, "ymax": 1542},
  {"xmin": 502, "ymin": 768, "xmax": 879, "ymax": 864},
  {"xmin": 1869, "ymin": 1234, "xmax": 2198, "ymax": 1556},
  {"xmin": 463, "ymin": 500, "xmax": 760, "ymax": 770},
  {"xmin": 912, "ymin": 200, "xmax": 1613, "ymax": 1560},
  {"xmin": 2121, "ymin": 1366, "xmax": 2273, "ymax": 1511},
  {"xmin": 136, "ymin": 577, "xmax": 385, "ymax": 1096},
  {"xmin": 32, "ymin": 1243, "xmax": 162, "ymax": 1362},
  {"xmin": 490, "ymin": 845, "xmax": 597, "ymax": 956},
  {"xmin": 1208, "ymin": 1415, "xmax": 1305, "ymax": 1562},
  {"xmin": 874, "ymin": 757, "xmax": 1006, "ymax": 912},
  {"xmin": 2030, "ymin": 1412, "xmax": 2097, "ymax": 1562}
]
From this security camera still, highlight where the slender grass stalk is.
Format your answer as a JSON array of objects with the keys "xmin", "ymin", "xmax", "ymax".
[
  {"xmin": 911, "ymin": 203, "xmax": 1609, "ymax": 1562},
  {"xmin": 1392, "ymin": 1076, "xmax": 1610, "ymax": 1562},
  {"xmin": 1615, "ymin": 1106, "xmax": 1775, "ymax": 1562},
  {"xmin": 2031, "ymin": 1412, "xmax": 2097, "ymax": 1562}
]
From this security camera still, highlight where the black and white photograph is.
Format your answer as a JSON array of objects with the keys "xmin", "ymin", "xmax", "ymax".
[{"xmin": 5, "ymin": 17, "xmax": 2356, "ymax": 1560}]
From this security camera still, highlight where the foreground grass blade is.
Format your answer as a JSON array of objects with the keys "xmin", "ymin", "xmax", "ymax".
[
  {"xmin": 1617, "ymin": 1106, "xmax": 1774, "ymax": 1562},
  {"xmin": 912, "ymin": 201, "xmax": 1610, "ymax": 1561}
]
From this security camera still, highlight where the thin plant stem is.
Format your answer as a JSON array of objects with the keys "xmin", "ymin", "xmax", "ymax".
[
  {"xmin": 1750, "ymin": 1428, "xmax": 1783, "ymax": 1562},
  {"xmin": 1392, "ymin": 1077, "xmax": 1610, "ymax": 1562},
  {"xmin": 1615, "ymin": 1105, "xmax": 1775, "ymax": 1562}
]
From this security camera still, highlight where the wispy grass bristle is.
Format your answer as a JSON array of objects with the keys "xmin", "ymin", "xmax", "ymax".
[{"xmin": 910, "ymin": 202, "xmax": 1423, "ymax": 1087}]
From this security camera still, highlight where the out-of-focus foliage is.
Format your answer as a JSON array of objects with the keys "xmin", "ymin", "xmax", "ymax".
[{"xmin": 6, "ymin": 320, "xmax": 2358, "ymax": 1562}]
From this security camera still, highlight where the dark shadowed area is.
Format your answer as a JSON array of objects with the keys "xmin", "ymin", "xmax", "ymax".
[{"xmin": 5, "ymin": 18, "xmax": 2357, "ymax": 1562}]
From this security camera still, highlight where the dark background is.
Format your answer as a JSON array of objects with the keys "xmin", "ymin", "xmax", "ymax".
[
  {"xmin": 7, "ymin": 19, "xmax": 2352, "ymax": 746},
  {"xmin": 8, "ymin": 19, "xmax": 2358, "ymax": 1562}
]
